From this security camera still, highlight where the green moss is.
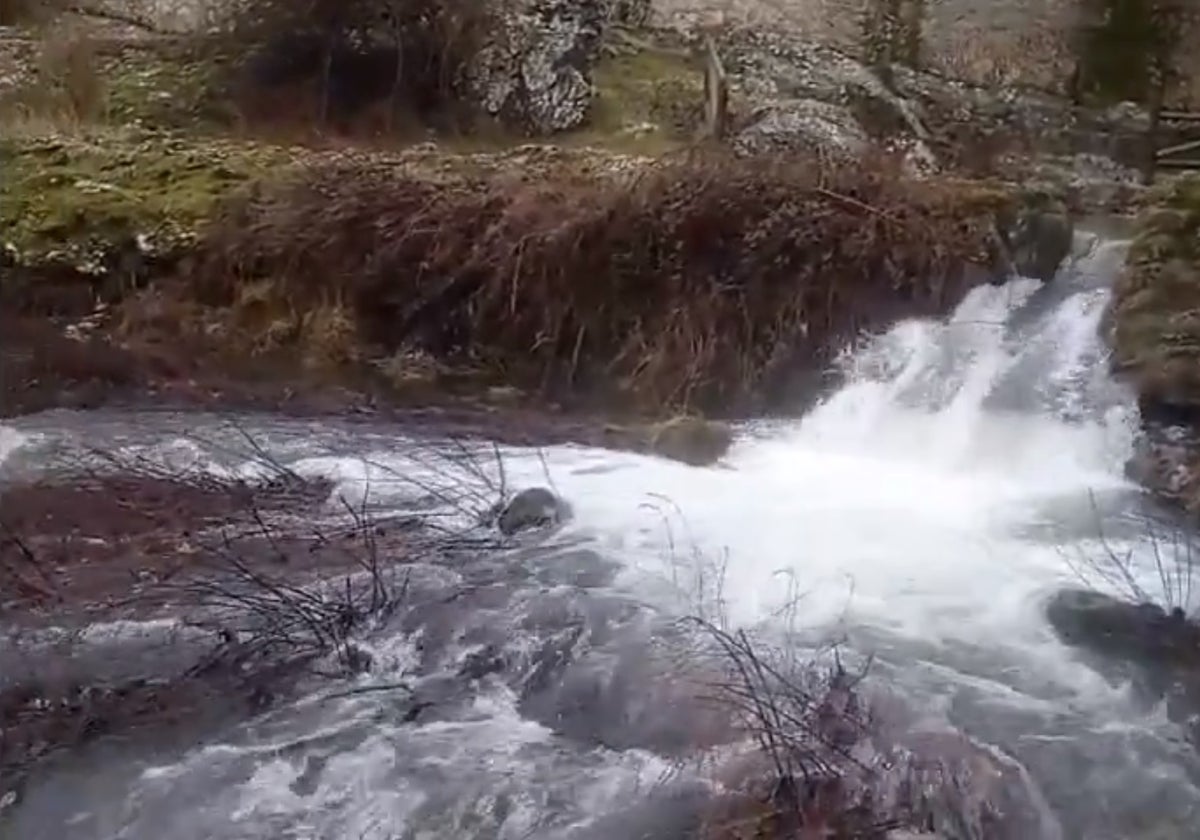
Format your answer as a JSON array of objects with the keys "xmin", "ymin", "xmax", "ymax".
[
  {"xmin": 0, "ymin": 130, "xmax": 297, "ymax": 270},
  {"xmin": 567, "ymin": 43, "xmax": 701, "ymax": 155},
  {"xmin": 1110, "ymin": 174, "xmax": 1200, "ymax": 403},
  {"xmin": 0, "ymin": 34, "xmax": 234, "ymax": 134},
  {"xmin": 100, "ymin": 44, "xmax": 235, "ymax": 132}
]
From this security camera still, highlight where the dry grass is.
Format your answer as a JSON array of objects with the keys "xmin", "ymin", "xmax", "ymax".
[
  {"xmin": 0, "ymin": 23, "xmax": 105, "ymax": 129},
  {"xmin": 167, "ymin": 150, "xmax": 1004, "ymax": 416}
]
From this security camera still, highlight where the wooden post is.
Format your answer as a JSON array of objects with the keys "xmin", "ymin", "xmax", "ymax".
[{"xmin": 701, "ymin": 34, "xmax": 728, "ymax": 142}]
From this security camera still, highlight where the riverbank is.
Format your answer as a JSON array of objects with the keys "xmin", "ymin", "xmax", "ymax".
[{"xmin": 3, "ymin": 2, "xmax": 1128, "ymax": 431}]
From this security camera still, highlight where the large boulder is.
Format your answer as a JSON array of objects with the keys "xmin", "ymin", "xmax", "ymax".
[
  {"xmin": 470, "ymin": 0, "xmax": 614, "ymax": 134},
  {"xmin": 1046, "ymin": 588, "xmax": 1200, "ymax": 668},
  {"xmin": 718, "ymin": 27, "xmax": 937, "ymax": 167},
  {"xmin": 1046, "ymin": 587, "xmax": 1200, "ymax": 752},
  {"xmin": 995, "ymin": 190, "xmax": 1074, "ymax": 282}
]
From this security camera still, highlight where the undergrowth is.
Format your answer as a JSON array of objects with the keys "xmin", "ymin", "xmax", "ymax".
[
  {"xmin": 172, "ymin": 150, "xmax": 1005, "ymax": 415},
  {"xmin": 210, "ymin": 0, "xmax": 494, "ymax": 135}
]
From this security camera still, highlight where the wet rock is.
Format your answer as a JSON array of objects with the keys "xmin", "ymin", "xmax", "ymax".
[
  {"xmin": 706, "ymin": 680, "xmax": 1060, "ymax": 838},
  {"xmin": 564, "ymin": 781, "xmax": 713, "ymax": 839},
  {"xmin": 470, "ymin": 0, "xmax": 613, "ymax": 134},
  {"xmin": 530, "ymin": 547, "xmax": 621, "ymax": 588},
  {"xmin": 1106, "ymin": 174, "xmax": 1200, "ymax": 512},
  {"xmin": 647, "ymin": 415, "xmax": 733, "ymax": 466},
  {"xmin": 997, "ymin": 192, "xmax": 1075, "ymax": 282},
  {"xmin": 518, "ymin": 635, "xmax": 738, "ymax": 755},
  {"xmin": 1046, "ymin": 589, "xmax": 1200, "ymax": 670},
  {"xmin": 1124, "ymin": 423, "xmax": 1200, "ymax": 511},
  {"xmin": 496, "ymin": 487, "xmax": 572, "ymax": 535},
  {"xmin": 1047, "ymin": 587, "xmax": 1200, "ymax": 752}
]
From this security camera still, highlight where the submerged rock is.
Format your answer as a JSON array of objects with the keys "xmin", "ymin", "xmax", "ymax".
[
  {"xmin": 1046, "ymin": 588, "xmax": 1200, "ymax": 752},
  {"xmin": 496, "ymin": 487, "xmax": 572, "ymax": 535},
  {"xmin": 647, "ymin": 415, "xmax": 733, "ymax": 466},
  {"xmin": 1046, "ymin": 588, "xmax": 1200, "ymax": 669}
]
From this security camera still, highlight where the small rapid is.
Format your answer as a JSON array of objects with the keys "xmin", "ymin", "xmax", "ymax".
[{"xmin": 4, "ymin": 235, "xmax": 1200, "ymax": 838}]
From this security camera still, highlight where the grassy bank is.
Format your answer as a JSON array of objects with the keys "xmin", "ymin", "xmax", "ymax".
[
  {"xmin": 1, "ymin": 127, "xmax": 1013, "ymax": 417},
  {"xmin": 183, "ymin": 152, "xmax": 1007, "ymax": 415}
]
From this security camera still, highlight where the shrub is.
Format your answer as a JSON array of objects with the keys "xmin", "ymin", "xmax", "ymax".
[{"xmin": 213, "ymin": 0, "xmax": 493, "ymax": 132}]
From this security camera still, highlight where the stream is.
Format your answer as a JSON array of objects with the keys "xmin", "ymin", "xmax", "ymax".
[{"xmin": 3, "ymin": 236, "xmax": 1200, "ymax": 838}]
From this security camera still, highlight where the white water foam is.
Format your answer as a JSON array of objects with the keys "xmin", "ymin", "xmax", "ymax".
[{"xmin": 484, "ymin": 251, "xmax": 1148, "ymax": 647}]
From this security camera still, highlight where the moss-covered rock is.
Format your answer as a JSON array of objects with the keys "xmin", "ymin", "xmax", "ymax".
[{"xmin": 1109, "ymin": 175, "xmax": 1200, "ymax": 407}]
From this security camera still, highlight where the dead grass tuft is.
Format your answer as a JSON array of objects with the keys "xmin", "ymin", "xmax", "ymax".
[
  {"xmin": 931, "ymin": 24, "xmax": 1075, "ymax": 94},
  {"xmin": 179, "ymin": 151, "xmax": 1002, "ymax": 415}
]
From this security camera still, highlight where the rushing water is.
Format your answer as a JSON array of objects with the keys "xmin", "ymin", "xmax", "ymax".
[{"xmin": 4, "ymin": 236, "xmax": 1200, "ymax": 839}]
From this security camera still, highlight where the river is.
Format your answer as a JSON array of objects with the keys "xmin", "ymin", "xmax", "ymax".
[{"xmin": 2, "ymin": 236, "xmax": 1199, "ymax": 838}]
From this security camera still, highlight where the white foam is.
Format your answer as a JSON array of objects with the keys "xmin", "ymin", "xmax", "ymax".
[
  {"xmin": 478, "ymin": 245, "xmax": 1159, "ymax": 698},
  {"xmin": 0, "ymin": 423, "xmax": 31, "ymax": 468}
]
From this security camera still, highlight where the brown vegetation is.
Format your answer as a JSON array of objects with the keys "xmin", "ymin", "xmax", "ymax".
[{"xmin": 169, "ymin": 151, "xmax": 1003, "ymax": 416}]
